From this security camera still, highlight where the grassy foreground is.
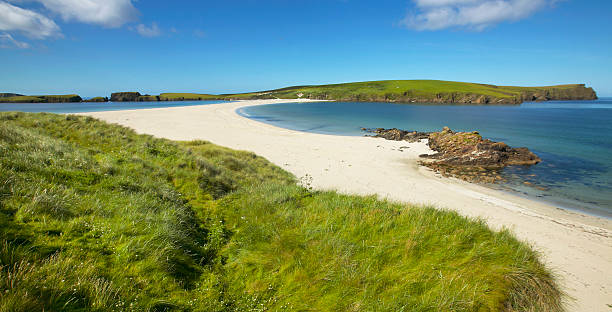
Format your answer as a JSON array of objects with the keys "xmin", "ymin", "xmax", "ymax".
[{"xmin": 0, "ymin": 112, "xmax": 563, "ymax": 311}]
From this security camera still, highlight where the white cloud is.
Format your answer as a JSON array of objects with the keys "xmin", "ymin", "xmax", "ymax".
[
  {"xmin": 402, "ymin": 0, "xmax": 551, "ymax": 31},
  {"xmin": 35, "ymin": 0, "xmax": 138, "ymax": 28},
  {"xmin": 0, "ymin": 32, "xmax": 30, "ymax": 48},
  {"xmin": 134, "ymin": 23, "xmax": 160, "ymax": 37},
  {"xmin": 0, "ymin": 1, "xmax": 61, "ymax": 39}
]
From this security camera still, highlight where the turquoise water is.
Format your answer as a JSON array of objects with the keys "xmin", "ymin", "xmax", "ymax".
[
  {"xmin": 239, "ymin": 99, "xmax": 612, "ymax": 218},
  {"xmin": 0, "ymin": 100, "xmax": 229, "ymax": 113}
]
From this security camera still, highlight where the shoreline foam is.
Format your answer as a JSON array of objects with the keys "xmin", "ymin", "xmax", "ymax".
[{"xmin": 78, "ymin": 99, "xmax": 612, "ymax": 312}]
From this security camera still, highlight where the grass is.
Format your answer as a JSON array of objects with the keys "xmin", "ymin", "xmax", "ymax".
[{"xmin": 0, "ymin": 112, "xmax": 565, "ymax": 311}]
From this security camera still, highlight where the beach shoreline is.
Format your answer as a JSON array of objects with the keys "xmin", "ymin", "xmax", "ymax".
[{"xmin": 78, "ymin": 99, "xmax": 612, "ymax": 312}]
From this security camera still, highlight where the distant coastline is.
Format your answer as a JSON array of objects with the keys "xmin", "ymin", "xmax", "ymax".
[{"xmin": 1, "ymin": 79, "xmax": 598, "ymax": 105}]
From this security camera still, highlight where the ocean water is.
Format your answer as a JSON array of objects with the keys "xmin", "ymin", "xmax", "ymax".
[
  {"xmin": 238, "ymin": 99, "xmax": 612, "ymax": 218},
  {"xmin": 0, "ymin": 100, "xmax": 229, "ymax": 114}
]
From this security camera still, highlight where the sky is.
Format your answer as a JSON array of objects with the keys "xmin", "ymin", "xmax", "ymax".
[{"xmin": 1, "ymin": 0, "xmax": 611, "ymax": 97}]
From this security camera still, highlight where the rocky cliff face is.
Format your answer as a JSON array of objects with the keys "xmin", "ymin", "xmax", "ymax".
[
  {"xmin": 517, "ymin": 84, "xmax": 598, "ymax": 102},
  {"xmin": 84, "ymin": 97, "xmax": 109, "ymax": 102},
  {"xmin": 110, "ymin": 92, "xmax": 164, "ymax": 102},
  {"xmin": 110, "ymin": 92, "xmax": 142, "ymax": 102},
  {"xmin": 41, "ymin": 95, "xmax": 82, "ymax": 103}
]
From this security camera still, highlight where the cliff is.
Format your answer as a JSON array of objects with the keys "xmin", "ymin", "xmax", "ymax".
[
  {"xmin": 84, "ymin": 97, "xmax": 109, "ymax": 102},
  {"xmin": 110, "ymin": 92, "xmax": 142, "ymax": 102}
]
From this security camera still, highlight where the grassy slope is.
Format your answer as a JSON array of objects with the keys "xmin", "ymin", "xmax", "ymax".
[
  {"xmin": 0, "ymin": 112, "xmax": 563, "ymax": 311},
  {"xmin": 221, "ymin": 80, "xmax": 596, "ymax": 103}
]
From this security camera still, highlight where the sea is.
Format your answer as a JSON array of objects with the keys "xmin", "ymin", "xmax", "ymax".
[{"xmin": 237, "ymin": 99, "xmax": 612, "ymax": 218}]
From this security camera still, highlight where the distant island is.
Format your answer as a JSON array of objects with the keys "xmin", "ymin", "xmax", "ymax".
[
  {"xmin": 0, "ymin": 93, "xmax": 83, "ymax": 103},
  {"xmin": 1, "ymin": 80, "xmax": 598, "ymax": 104}
]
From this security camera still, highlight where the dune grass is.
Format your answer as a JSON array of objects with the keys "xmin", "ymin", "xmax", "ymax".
[{"xmin": 0, "ymin": 112, "xmax": 564, "ymax": 311}]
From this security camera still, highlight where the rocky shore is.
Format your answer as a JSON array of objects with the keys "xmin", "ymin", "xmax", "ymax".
[{"xmin": 366, "ymin": 127, "xmax": 541, "ymax": 183}]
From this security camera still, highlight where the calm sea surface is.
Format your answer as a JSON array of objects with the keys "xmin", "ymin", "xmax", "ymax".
[
  {"xmin": 0, "ymin": 100, "xmax": 228, "ymax": 113},
  {"xmin": 238, "ymin": 99, "xmax": 612, "ymax": 218}
]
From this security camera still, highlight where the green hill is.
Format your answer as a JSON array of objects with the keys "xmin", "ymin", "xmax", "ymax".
[
  {"xmin": 221, "ymin": 80, "xmax": 598, "ymax": 104},
  {"xmin": 0, "ymin": 112, "xmax": 563, "ymax": 311}
]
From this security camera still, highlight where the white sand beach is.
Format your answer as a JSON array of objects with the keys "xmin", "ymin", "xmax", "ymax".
[{"xmin": 79, "ymin": 99, "xmax": 612, "ymax": 312}]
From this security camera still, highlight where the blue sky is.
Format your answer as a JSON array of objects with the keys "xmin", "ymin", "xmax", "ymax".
[{"xmin": 1, "ymin": 0, "xmax": 611, "ymax": 97}]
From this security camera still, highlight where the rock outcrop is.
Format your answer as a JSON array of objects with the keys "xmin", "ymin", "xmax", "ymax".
[
  {"xmin": 84, "ymin": 97, "xmax": 109, "ymax": 102},
  {"xmin": 423, "ymin": 127, "xmax": 541, "ymax": 167},
  {"xmin": 422, "ymin": 127, "xmax": 540, "ymax": 182},
  {"xmin": 41, "ymin": 95, "xmax": 83, "ymax": 103},
  {"xmin": 518, "ymin": 84, "xmax": 598, "ymax": 102},
  {"xmin": 110, "ymin": 92, "xmax": 142, "ymax": 102},
  {"xmin": 366, "ymin": 126, "xmax": 541, "ymax": 183},
  {"xmin": 363, "ymin": 128, "xmax": 429, "ymax": 142}
]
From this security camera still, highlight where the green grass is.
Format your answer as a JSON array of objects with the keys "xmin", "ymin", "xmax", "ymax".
[{"xmin": 0, "ymin": 112, "xmax": 564, "ymax": 311}]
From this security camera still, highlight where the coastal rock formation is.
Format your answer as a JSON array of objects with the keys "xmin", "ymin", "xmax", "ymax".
[
  {"xmin": 423, "ymin": 127, "xmax": 541, "ymax": 168},
  {"xmin": 363, "ymin": 128, "xmax": 429, "ymax": 142},
  {"xmin": 42, "ymin": 95, "xmax": 83, "ymax": 103},
  {"xmin": 110, "ymin": 92, "xmax": 164, "ymax": 102},
  {"xmin": 422, "ymin": 127, "xmax": 541, "ymax": 182},
  {"xmin": 366, "ymin": 126, "xmax": 541, "ymax": 183},
  {"xmin": 84, "ymin": 97, "xmax": 109, "ymax": 102},
  {"xmin": 518, "ymin": 84, "xmax": 598, "ymax": 102},
  {"xmin": 110, "ymin": 92, "xmax": 142, "ymax": 102}
]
